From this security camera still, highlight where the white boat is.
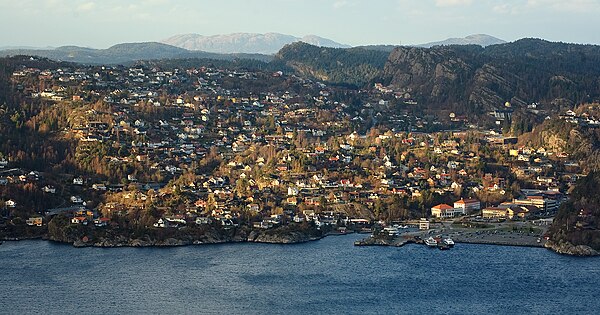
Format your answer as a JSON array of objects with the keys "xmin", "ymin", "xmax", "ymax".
[
  {"xmin": 442, "ymin": 238, "xmax": 455, "ymax": 247},
  {"xmin": 383, "ymin": 227, "xmax": 400, "ymax": 236},
  {"xmin": 424, "ymin": 237, "xmax": 438, "ymax": 247}
]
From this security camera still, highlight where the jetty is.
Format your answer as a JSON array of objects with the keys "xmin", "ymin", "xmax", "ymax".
[{"xmin": 354, "ymin": 225, "xmax": 548, "ymax": 249}]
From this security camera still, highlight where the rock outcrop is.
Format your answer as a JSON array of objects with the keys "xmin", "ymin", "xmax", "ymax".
[
  {"xmin": 545, "ymin": 240, "xmax": 600, "ymax": 257},
  {"xmin": 379, "ymin": 39, "xmax": 600, "ymax": 114},
  {"xmin": 47, "ymin": 220, "xmax": 324, "ymax": 248},
  {"xmin": 249, "ymin": 230, "xmax": 322, "ymax": 244}
]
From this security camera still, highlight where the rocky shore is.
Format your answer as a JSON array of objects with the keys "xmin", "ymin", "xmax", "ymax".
[
  {"xmin": 40, "ymin": 225, "xmax": 327, "ymax": 248},
  {"xmin": 4, "ymin": 223, "xmax": 600, "ymax": 257},
  {"xmin": 544, "ymin": 239, "xmax": 600, "ymax": 257},
  {"xmin": 354, "ymin": 236, "xmax": 413, "ymax": 247}
]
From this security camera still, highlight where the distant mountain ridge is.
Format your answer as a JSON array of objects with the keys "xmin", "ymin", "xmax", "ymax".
[
  {"xmin": 418, "ymin": 34, "xmax": 506, "ymax": 48},
  {"xmin": 161, "ymin": 33, "xmax": 351, "ymax": 54},
  {"xmin": 0, "ymin": 42, "xmax": 274, "ymax": 65}
]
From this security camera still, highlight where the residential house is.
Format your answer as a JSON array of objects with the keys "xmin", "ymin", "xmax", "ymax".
[
  {"xmin": 195, "ymin": 216, "xmax": 212, "ymax": 225},
  {"xmin": 42, "ymin": 185, "xmax": 56, "ymax": 194},
  {"xmin": 92, "ymin": 183, "xmax": 107, "ymax": 191},
  {"xmin": 26, "ymin": 217, "xmax": 43, "ymax": 226},
  {"xmin": 71, "ymin": 216, "xmax": 88, "ymax": 225},
  {"xmin": 153, "ymin": 218, "xmax": 166, "ymax": 228},
  {"xmin": 93, "ymin": 217, "xmax": 111, "ymax": 227},
  {"xmin": 71, "ymin": 196, "xmax": 84, "ymax": 204},
  {"xmin": 286, "ymin": 197, "xmax": 298, "ymax": 206},
  {"xmin": 247, "ymin": 203, "xmax": 260, "ymax": 212}
]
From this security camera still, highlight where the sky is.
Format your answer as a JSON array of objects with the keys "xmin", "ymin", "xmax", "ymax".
[{"xmin": 0, "ymin": 0, "xmax": 599, "ymax": 48}]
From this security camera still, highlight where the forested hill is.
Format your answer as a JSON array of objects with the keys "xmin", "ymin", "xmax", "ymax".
[
  {"xmin": 548, "ymin": 171, "xmax": 600, "ymax": 254},
  {"xmin": 274, "ymin": 42, "xmax": 390, "ymax": 87},
  {"xmin": 382, "ymin": 39, "xmax": 600, "ymax": 112},
  {"xmin": 275, "ymin": 39, "xmax": 600, "ymax": 113}
]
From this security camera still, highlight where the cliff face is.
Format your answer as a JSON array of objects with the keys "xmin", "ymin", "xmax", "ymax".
[
  {"xmin": 378, "ymin": 39, "xmax": 600, "ymax": 113},
  {"xmin": 383, "ymin": 46, "xmax": 479, "ymax": 109},
  {"xmin": 275, "ymin": 42, "xmax": 390, "ymax": 87},
  {"xmin": 382, "ymin": 44, "xmax": 550, "ymax": 112},
  {"xmin": 521, "ymin": 117, "xmax": 600, "ymax": 172}
]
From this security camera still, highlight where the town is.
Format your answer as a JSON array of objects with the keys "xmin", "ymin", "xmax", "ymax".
[{"xmin": 1, "ymin": 57, "xmax": 594, "ymax": 246}]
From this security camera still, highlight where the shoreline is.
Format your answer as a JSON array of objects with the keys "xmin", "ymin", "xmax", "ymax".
[
  {"xmin": 453, "ymin": 239, "xmax": 544, "ymax": 248},
  {"xmin": 0, "ymin": 230, "xmax": 347, "ymax": 248},
  {"xmin": 3, "ymin": 230, "xmax": 599, "ymax": 257},
  {"xmin": 353, "ymin": 228, "xmax": 600, "ymax": 256}
]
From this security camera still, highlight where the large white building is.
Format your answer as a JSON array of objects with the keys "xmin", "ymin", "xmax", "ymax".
[
  {"xmin": 431, "ymin": 204, "xmax": 462, "ymax": 218},
  {"xmin": 453, "ymin": 198, "xmax": 481, "ymax": 214},
  {"xmin": 513, "ymin": 196, "xmax": 559, "ymax": 213}
]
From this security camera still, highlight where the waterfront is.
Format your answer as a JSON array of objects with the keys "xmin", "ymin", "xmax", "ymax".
[{"xmin": 1, "ymin": 234, "xmax": 599, "ymax": 315}]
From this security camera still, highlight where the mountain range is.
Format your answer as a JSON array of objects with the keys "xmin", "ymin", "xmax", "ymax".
[
  {"xmin": 417, "ymin": 34, "xmax": 506, "ymax": 48},
  {"xmin": 161, "ymin": 33, "xmax": 351, "ymax": 54},
  {"xmin": 0, "ymin": 34, "xmax": 507, "ymax": 63}
]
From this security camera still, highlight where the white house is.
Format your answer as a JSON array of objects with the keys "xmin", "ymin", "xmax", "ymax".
[
  {"xmin": 71, "ymin": 196, "xmax": 84, "ymax": 204},
  {"xmin": 288, "ymin": 186, "xmax": 299, "ymax": 196},
  {"xmin": 42, "ymin": 185, "xmax": 56, "ymax": 194},
  {"xmin": 153, "ymin": 218, "xmax": 166, "ymax": 228}
]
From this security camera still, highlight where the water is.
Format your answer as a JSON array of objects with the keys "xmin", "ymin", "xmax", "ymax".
[{"xmin": 1, "ymin": 234, "xmax": 599, "ymax": 314}]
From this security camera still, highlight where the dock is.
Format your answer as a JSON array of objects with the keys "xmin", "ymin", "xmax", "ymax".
[{"xmin": 354, "ymin": 227, "xmax": 547, "ymax": 249}]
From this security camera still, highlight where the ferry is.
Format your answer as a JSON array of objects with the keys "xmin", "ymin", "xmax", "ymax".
[
  {"xmin": 424, "ymin": 237, "xmax": 438, "ymax": 247},
  {"xmin": 442, "ymin": 238, "xmax": 455, "ymax": 247}
]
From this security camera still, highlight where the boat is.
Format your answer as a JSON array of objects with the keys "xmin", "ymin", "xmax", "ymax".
[
  {"xmin": 442, "ymin": 238, "xmax": 455, "ymax": 247},
  {"xmin": 383, "ymin": 227, "xmax": 400, "ymax": 236},
  {"xmin": 424, "ymin": 237, "xmax": 438, "ymax": 247}
]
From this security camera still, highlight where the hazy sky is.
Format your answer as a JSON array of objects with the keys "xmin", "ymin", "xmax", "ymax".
[{"xmin": 1, "ymin": 0, "xmax": 599, "ymax": 48}]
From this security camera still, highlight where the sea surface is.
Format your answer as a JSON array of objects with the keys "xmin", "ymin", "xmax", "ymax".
[{"xmin": 1, "ymin": 234, "xmax": 599, "ymax": 315}]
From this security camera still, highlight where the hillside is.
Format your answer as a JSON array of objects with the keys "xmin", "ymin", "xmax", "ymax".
[
  {"xmin": 274, "ymin": 42, "xmax": 390, "ymax": 87},
  {"xmin": 0, "ymin": 42, "xmax": 273, "ymax": 64},
  {"xmin": 161, "ymin": 33, "xmax": 350, "ymax": 54},
  {"xmin": 546, "ymin": 171, "xmax": 600, "ymax": 255},
  {"xmin": 519, "ymin": 114, "xmax": 600, "ymax": 172},
  {"xmin": 381, "ymin": 39, "xmax": 600, "ymax": 112}
]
